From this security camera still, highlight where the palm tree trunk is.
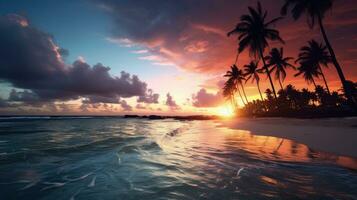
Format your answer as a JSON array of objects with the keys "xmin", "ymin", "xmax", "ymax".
[
  {"xmin": 278, "ymin": 77, "xmax": 284, "ymax": 91},
  {"xmin": 240, "ymin": 83, "xmax": 249, "ymax": 103},
  {"xmin": 259, "ymin": 47, "xmax": 277, "ymax": 99},
  {"xmin": 236, "ymin": 84, "xmax": 246, "ymax": 106},
  {"xmin": 229, "ymin": 93, "xmax": 233, "ymax": 108},
  {"xmin": 231, "ymin": 92, "xmax": 238, "ymax": 109},
  {"xmin": 318, "ymin": 65, "xmax": 331, "ymax": 95},
  {"xmin": 234, "ymin": 51, "xmax": 239, "ymax": 65},
  {"xmin": 256, "ymin": 81, "xmax": 264, "ymax": 101},
  {"xmin": 311, "ymin": 78, "xmax": 317, "ymax": 90},
  {"xmin": 317, "ymin": 13, "xmax": 354, "ymax": 104}
]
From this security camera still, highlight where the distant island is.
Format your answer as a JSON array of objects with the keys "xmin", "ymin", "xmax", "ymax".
[
  {"xmin": 125, "ymin": 115, "xmax": 219, "ymax": 120},
  {"xmin": 0, "ymin": 115, "xmax": 220, "ymax": 121}
]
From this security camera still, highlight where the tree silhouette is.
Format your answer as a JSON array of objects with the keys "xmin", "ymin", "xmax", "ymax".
[
  {"xmin": 223, "ymin": 77, "xmax": 238, "ymax": 108},
  {"xmin": 224, "ymin": 65, "xmax": 247, "ymax": 105},
  {"xmin": 296, "ymin": 40, "xmax": 331, "ymax": 94},
  {"xmin": 237, "ymin": 67, "xmax": 250, "ymax": 104},
  {"xmin": 243, "ymin": 61, "xmax": 264, "ymax": 101},
  {"xmin": 294, "ymin": 62, "xmax": 321, "ymax": 89},
  {"xmin": 281, "ymin": 0, "xmax": 355, "ymax": 105},
  {"xmin": 265, "ymin": 47, "xmax": 295, "ymax": 90},
  {"xmin": 228, "ymin": 1, "xmax": 284, "ymax": 99}
]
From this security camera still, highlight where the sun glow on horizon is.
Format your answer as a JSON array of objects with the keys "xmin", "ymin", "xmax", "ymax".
[{"xmin": 216, "ymin": 105, "xmax": 235, "ymax": 118}]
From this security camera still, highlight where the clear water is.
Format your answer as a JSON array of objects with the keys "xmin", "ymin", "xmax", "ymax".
[{"xmin": 0, "ymin": 117, "xmax": 356, "ymax": 200}]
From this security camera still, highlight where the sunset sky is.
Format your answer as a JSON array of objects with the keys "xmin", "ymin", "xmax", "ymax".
[{"xmin": 0, "ymin": 0, "xmax": 356, "ymax": 115}]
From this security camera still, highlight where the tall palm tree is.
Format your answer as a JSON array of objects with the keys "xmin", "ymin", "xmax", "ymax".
[
  {"xmin": 243, "ymin": 61, "xmax": 264, "ymax": 101},
  {"xmin": 281, "ymin": 0, "xmax": 354, "ymax": 104},
  {"xmin": 228, "ymin": 1, "xmax": 284, "ymax": 99},
  {"xmin": 224, "ymin": 65, "xmax": 247, "ymax": 105},
  {"xmin": 294, "ymin": 63, "xmax": 321, "ymax": 90},
  {"xmin": 296, "ymin": 40, "xmax": 331, "ymax": 94},
  {"xmin": 265, "ymin": 47, "xmax": 295, "ymax": 90}
]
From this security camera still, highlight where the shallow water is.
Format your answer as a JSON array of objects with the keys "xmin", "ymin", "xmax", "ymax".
[{"xmin": 0, "ymin": 117, "xmax": 356, "ymax": 199}]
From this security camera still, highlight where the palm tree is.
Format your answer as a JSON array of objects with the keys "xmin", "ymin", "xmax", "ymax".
[
  {"xmin": 265, "ymin": 47, "xmax": 295, "ymax": 90},
  {"xmin": 296, "ymin": 40, "xmax": 331, "ymax": 94},
  {"xmin": 224, "ymin": 65, "xmax": 247, "ymax": 105},
  {"xmin": 236, "ymin": 67, "xmax": 249, "ymax": 104},
  {"xmin": 294, "ymin": 63, "xmax": 321, "ymax": 90},
  {"xmin": 281, "ymin": 0, "xmax": 354, "ymax": 104},
  {"xmin": 228, "ymin": 1, "xmax": 284, "ymax": 99},
  {"xmin": 223, "ymin": 78, "xmax": 237, "ymax": 108},
  {"xmin": 243, "ymin": 61, "xmax": 264, "ymax": 101}
]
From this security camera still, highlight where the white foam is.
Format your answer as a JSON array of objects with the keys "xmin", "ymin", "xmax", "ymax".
[
  {"xmin": 88, "ymin": 176, "xmax": 96, "ymax": 187},
  {"xmin": 236, "ymin": 167, "xmax": 245, "ymax": 177},
  {"xmin": 64, "ymin": 172, "xmax": 93, "ymax": 182},
  {"xmin": 41, "ymin": 182, "xmax": 66, "ymax": 191},
  {"xmin": 20, "ymin": 181, "xmax": 38, "ymax": 190}
]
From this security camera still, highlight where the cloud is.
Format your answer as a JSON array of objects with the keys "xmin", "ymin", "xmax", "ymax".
[
  {"xmin": 95, "ymin": 0, "xmax": 357, "ymax": 82},
  {"xmin": 184, "ymin": 40, "xmax": 209, "ymax": 53},
  {"xmin": 199, "ymin": 76, "xmax": 226, "ymax": 91},
  {"xmin": 132, "ymin": 49, "xmax": 148, "ymax": 54},
  {"xmin": 0, "ymin": 97, "xmax": 11, "ymax": 108},
  {"xmin": 192, "ymin": 88, "xmax": 224, "ymax": 107},
  {"xmin": 0, "ymin": 14, "xmax": 156, "ymax": 109},
  {"xmin": 165, "ymin": 93, "xmax": 180, "ymax": 110},
  {"xmin": 106, "ymin": 37, "xmax": 135, "ymax": 47},
  {"xmin": 58, "ymin": 103, "xmax": 71, "ymax": 112},
  {"xmin": 8, "ymin": 89, "xmax": 40, "ymax": 105},
  {"xmin": 82, "ymin": 95, "xmax": 120, "ymax": 104},
  {"xmin": 94, "ymin": 0, "xmax": 245, "ymax": 73},
  {"xmin": 137, "ymin": 89, "xmax": 159, "ymax": 104},
  {"xmin": 135, "ymin": 103, "xmax": 146, "ymax": 109},
  {"xmin": 120, "ymin": 100, "xmax": 132, "ymax": 111}
]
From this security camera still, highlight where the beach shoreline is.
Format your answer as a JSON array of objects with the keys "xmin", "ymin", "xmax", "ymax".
[{"xmin": 220, "ymin": 117, "xmax": 357, "ymax": 158}]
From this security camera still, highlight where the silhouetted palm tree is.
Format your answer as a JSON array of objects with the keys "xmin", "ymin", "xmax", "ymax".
[
  {"xmin": 265, "ymin": 47, "xmax": 295, "ymax": 90},
  {"xmin": 243, "ymin": 61, "xmax": 264, "ymax": 101},
  {"xmin": 281, "ymin": 0, "xmax": 354, "ymax": 104},
  {"xmin": 228, "ymin": 1, "xmax": 284, "ymax": 99},
  {"xmin": 236, "ymin": 67, "xmax": 250, "ymax": 104},
  {"xmin": 224, "ymin": 65, "xmax": 247, "ymax": 105},
  {"xmin": 223, "ymin": 78, "xmax": 237, "ymax": 108},
  {"xmin": 294, "ymin": 63, "xmax": 320, "ymax": 89},
  {"xmin": 296, "ymin": 40, "xmax": 331, "ymax": 94}
]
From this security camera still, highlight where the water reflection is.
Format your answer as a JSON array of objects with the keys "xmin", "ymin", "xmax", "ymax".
[
  {"xmin": 220, "ymin": 127, "xmax": 357, "ymax": 170},
  {"xmin": 0, "ymin": 118, "xmax": 356, "ymax": 199}
]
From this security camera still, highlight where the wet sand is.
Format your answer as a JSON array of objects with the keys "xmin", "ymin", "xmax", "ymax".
[{"xmin": 221, "ymin": 117, "xmax": 357, "ymax": 158}]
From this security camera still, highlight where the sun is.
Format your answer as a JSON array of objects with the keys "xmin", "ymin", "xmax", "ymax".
[{"xmin": 217, "ymin": 105, "xmax": 235, "ymax": 118}]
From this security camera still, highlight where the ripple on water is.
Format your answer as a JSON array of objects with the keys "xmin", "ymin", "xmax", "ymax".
[{"xmin": 0, "ymin": 118, "xmax": 356, "ymax": 199}]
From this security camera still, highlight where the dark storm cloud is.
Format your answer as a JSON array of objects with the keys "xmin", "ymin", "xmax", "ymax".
[
  {"xmin": 97, "ymin": 0, "xmax": 357, "ymax": 84},
  {"xmin": 0, "ymin": 97, "xmax": 11, "ymax": 108},
  {"xmin": 0, "ymin": 14, "xmax": 156, "ymax": 106},
  {"xmin": 192, "ymin": 88, "xmax": 224, "ymax": 108},
  {"xmin": 8, "ymin": 89, "xmax": 41, "ymax": 105}
]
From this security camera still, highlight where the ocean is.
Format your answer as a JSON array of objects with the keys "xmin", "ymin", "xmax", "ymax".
[{"xmin": 0, "ymin": 117, "xmax": 356, "ymax": 199}]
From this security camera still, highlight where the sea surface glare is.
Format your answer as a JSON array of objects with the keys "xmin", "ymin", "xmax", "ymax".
[{"xmin": 0, "ymin": 117, "xmax": 356, "ymax": 199}]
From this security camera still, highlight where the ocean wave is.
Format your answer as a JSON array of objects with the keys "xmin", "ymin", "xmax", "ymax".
[
  {"xmin": 0, "ymin": 116, "xmax": 100, "ymax": 122},
  {"xmin": 0, "ymin": 136, "xmax": 130, "ymax": 164}
]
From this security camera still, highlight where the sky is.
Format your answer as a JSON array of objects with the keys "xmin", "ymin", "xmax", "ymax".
[{"xmin": 0, "ymin": 0, "xmax": 356, "ymax": 115}]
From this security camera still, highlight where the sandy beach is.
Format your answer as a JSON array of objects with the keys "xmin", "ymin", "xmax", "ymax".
[{"xmin": 221, "ymin": 117, "xmax": 357, "ymax": 158}]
